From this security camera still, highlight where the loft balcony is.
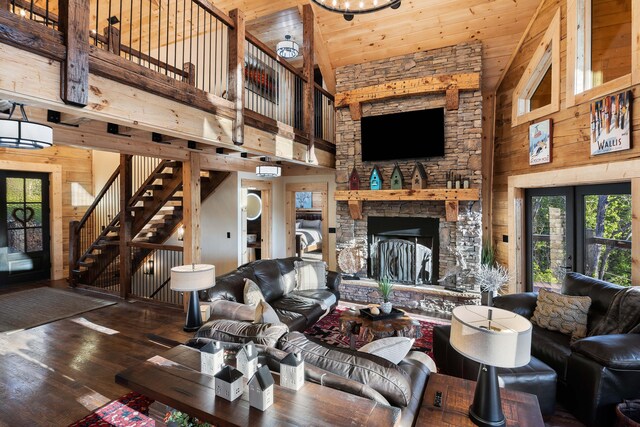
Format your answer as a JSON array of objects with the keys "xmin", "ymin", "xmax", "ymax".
[{"xmin": 0, "ymin": 0, "xmax": 335, "ymax": 168}]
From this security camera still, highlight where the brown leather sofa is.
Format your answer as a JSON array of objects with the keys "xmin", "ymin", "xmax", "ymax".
[
  {"xmin": 187, "ymin": 332, "xmax": 431, "ymax": 427},
  {"xmin": 198, "ymin": 257, "xmax": 340, "ymax": 332},
  {"xmin": 492, "ymin": 273, "xmax": 640, "ymax": 427}
]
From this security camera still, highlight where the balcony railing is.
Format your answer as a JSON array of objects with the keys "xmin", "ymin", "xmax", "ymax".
[{"xmin": 4, "ymin": 0, "xmax": 335, "ymax": 149}]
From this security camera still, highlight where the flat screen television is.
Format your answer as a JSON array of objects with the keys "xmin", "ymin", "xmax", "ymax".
[{"xmin": 361, "ymin": 108, "xmax": 445, "ymax": 162}]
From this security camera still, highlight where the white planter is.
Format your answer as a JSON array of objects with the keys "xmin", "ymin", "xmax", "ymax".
[{"xmin": 380, "ymin": 301, "xmax": 393, "ymax": 314}]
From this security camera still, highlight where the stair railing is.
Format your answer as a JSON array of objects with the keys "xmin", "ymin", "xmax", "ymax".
[
  {"xmin": 130, "ymin": 242, "xmax": 184, "ymax": 306},
  {"xmin": 69, "ymin": 168, "xmax": 121, "ymax": 282}
]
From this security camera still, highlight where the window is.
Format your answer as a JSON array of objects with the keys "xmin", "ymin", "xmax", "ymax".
[
  {"xmin": 567, "ymin": 0, "xmax": 632, "ymax": 104},
  {"xmin": 512, "ymin": 9, "xmax": 560, "ymax": 126},
  {"xmin": 526, "ymin": 183, "xmax": 631, "ymax": 291}
]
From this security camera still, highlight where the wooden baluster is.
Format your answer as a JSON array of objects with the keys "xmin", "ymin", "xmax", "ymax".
[
  {"xmin": 228, "ymin": 8, "xmax": 245, "ymax": 146},
  {"xmin": 58, "ymin": 0, "xmax": 89, "ymax": 106},
  {"xmin": 68, "ymin": 220, "xmax": 80, "ymax": 286},
  {"xmin": 119, "ymin": 154, "xmax": 132, "ymax": 299}
]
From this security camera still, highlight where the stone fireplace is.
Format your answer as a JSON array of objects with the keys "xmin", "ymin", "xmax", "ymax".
[{"xmin": 334, "ymin": 41, "xmax": 484, "ymax": 293}]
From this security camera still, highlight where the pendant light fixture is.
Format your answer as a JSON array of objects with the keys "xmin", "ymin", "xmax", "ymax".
[
  {"xmin": 0, "ymin": 102, "xmax": 53, "ymax": 149},
  {"xmin": 255, "ymin": 157, "xmax": 282, "ymax": 178},
  {"xmin": 276, "ymin": 35, "xmax": 300, "ymax": 59},
  {"xmin": 311, "ymin": 0, "xmax": 401, "ymax": 21}
]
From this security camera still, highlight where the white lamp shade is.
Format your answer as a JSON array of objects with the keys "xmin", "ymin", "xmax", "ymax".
[
  {"xmin": 170, "ymin": 264, "xmax": 215, "ymax": 291},
  {"xmin": 450, "ymin": 305, "xmax": 532, "ymax": 368},
  {"xmin": 255, "ymin": 165, "xmax": 281, "ymax": 177},
  {"xmin": 0, "ymin": 119, "xmax": 53, "ymax": 149}
]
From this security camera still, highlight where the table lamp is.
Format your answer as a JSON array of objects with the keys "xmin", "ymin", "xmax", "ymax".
[
  {"xmin": 450, "ymin": 305, "xmax": 532, "ymax": 427},
  {"xmin": 170, "ymin": 264, "xmax": 215, "ymax": 332}
]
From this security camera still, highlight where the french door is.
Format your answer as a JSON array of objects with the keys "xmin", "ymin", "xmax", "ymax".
[
  {"xmin": 0, "ymin": 171, "xmax": 51, "ymax": 284},
  {"xmin": 526, "ymin": 183, "xmax": 631, "ymax": 291}
]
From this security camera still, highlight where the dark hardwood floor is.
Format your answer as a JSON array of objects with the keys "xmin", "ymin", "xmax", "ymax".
[
  {"xmin": 0, "ymin": 280, "xmax": 191, "ymax": 426},
  {"xmin": 0, "ymin": 281, "xmax": 584, "ymax": 427}
]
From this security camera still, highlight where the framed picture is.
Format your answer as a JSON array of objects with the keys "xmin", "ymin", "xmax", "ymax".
[
  {"xmin": 529, "ymin": 119, "xmax": 552, "ymax": 165},
  {"xmin": 590, "ymin": 90, "xmax": 632, "ymax": 156},
  {"xmin": 245, "ymin": 55, "xmax": 278, "ymax": 103},
  {"xmin": 295, "ymin": 192, "xmax": 312, "ymax": 209}
]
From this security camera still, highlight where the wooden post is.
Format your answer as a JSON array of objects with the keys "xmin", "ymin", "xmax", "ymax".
[
  {"xmin": 302, "ymin": 4, "xmax": 316, "ymax": 163},
  {"xmin": 103, "ymin": 25, "xmax": 121, "ymax": 55},
  {"xmin": 58, "ymin": 0, "xmax": 89, "ymax": 106},
  {"xmin": 228, "ymin": 9, "xmax": 245, "ymax": 146},
  {"xmin": 68, "ymin": 220, "xmax": 80, "ymax": 286},
  {"xmin": 119, "ymin": 154, "xmax": 132, "ymax": 299},
  {"xmin": 182, "ymin": 152, "xmax": 201, "ymax": 312},
  {"xmin": 183, "ymin": 62, "xmax": 196, "ymax": 86}
]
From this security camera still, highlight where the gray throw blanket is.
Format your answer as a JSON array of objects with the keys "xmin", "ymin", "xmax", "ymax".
[{"xmin": 589, "ymin": 287, "xmax": 640, "ymax": 336}]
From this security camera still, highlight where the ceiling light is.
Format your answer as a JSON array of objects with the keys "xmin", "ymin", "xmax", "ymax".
[
  {"xmin": 312, "ymin": 0, "xmax": 401, "ymax": 21},
  {"xmin": 0, "ymin": 103, "xmax": 53, "ymax": 149},
  {"xmin": 255, "ymin": 158, "xmax": 281, "ymax": 177},
  {"xmin": 276, "ymin": 35, "xmax": 299, "ymax": 59}
]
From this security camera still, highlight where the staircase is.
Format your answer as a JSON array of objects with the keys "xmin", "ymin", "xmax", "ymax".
[{"xmin": 70, "ymin": 157, "xmax": 229, "ymax": 290}]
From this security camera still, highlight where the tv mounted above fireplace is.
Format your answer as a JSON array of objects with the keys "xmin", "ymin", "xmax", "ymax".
[{"xmin": 361, "ymin": 108, "xmax": 445, "ymax": 162}]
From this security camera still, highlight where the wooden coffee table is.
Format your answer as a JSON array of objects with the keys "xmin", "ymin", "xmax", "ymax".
[
  {"xmin": 416, "ymin": 373, "xmax": 544, "ymax": 427},
  {"xmin": 339, "ymin": 308, "xmax": 422, "ymax": 349},
  {"xmin": 115, "ymin": 344, "xmax": 400, "ymax": 427}
]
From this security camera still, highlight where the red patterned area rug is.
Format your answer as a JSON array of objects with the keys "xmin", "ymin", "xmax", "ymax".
[
  {"xmin": 69, "ymin": 392, "xmax": 155, "ymax": 427},
  {"xmin": 304, "ymin": 306, "xmax": 448, "ymax": 357}
]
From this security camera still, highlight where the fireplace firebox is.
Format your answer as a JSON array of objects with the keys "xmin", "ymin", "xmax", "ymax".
[{"xmin": 367, "ymin": 217, "xmax": 439, "ymax": 285}]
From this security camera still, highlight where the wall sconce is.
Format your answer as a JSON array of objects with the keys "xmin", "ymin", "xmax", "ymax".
[
  {"xmin": 144, "ymin": 259, "xmax": 154, "ymax": 275},
  {"xmin": 178, "ymin": 225, "xmax": 185, "ymax": 241}
]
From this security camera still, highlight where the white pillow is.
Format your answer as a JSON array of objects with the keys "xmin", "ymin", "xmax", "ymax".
[
  {"xmin": 254, "ymin": 300, "xmax": 281, "ymax": 324},
  {"xmin": 358, "ymin": 337, "xmax": 415, "ymax": 365},
  {"xmin": 294, "ymin": 260, "xmax": 327, "ymax": 290},
  {"xmin": 243, "ymin": 278, "xmax": 265, "ymax": 306}
]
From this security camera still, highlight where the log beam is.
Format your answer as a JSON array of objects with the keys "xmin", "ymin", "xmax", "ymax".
[
  {"xmin": 119, "ymin": 154, "xmax": 132, "ymax": 299},
  {"xmin": 182, "ymin": 152, "xmax": 201, "ymax": 266},
  {"xmin": 228, "ymin": 9, "xmax": 245, "ymax": 146},
  {"xmin": 302, "ymin": 4, "xmax": 316, "ymax": 164}
]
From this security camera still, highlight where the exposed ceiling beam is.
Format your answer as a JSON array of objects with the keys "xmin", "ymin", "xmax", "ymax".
[{"xmin": 298, "ymin": 3, "xmax": 335, "ymax": 94}]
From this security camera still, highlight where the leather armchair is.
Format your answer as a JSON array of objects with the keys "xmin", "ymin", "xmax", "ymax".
[{"xmin": 493, "ymin": 273, "xmax": 640, "ymax": 427}]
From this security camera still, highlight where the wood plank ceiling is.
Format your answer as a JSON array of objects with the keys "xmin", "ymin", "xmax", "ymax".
[{"xmin": 219, "ymin": 0, "xmax": 542, "ymax": 93}]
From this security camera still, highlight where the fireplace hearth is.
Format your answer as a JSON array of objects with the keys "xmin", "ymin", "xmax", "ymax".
[{"xmin": 368, "ymin": 217, "xmax": 439, "ymax": 285}]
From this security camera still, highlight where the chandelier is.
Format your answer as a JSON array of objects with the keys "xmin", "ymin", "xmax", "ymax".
[
  {"xmin": 255, "ymin": 157, "xmax": 281, "ymax": 177},
  {"xmin": 311, "ymin": 0, "xmax": 401, "ymax": 21},
  {"xmin": 0, "ymin": 102, "xmax": 53, "ymax": 149},
  {"xmin": 276, "ymin": 35, "xmax": 299, "ymax": 59}
]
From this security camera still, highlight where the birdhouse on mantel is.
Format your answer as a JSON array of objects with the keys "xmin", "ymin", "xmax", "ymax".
[
  {"xmin": 280, "ymin": 352, "xmax": 305, "ymax": 391},
  {"xmin": 369, "ymin": 165, "xmax": 383, "ymax": 190},
  {"xmin": 249, "ymin": 365, "xmax": 275, "ymax": 411},
  {"xmin": 200, "ymin": 340, "xmax": 224, "ymax": 376},
  {"xmin": 390, "ymin": 163, "xmax": 404, "ymax": 190},
  {"xmin": 237, "ymin": 341, "xmax": 258, "ymax": 380},
  {"xmin": 349, "ymin": 166, "xmax": 360, "ymax": 190},
  {"xmin": 214, "ymin": 365, "xmax": 244, "ymax": 402},
  {"xmin": 411, "ymin": 162, "xmax": 428, "ymax": 189}
]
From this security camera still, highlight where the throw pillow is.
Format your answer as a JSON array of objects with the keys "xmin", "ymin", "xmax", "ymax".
[
  {"xmin": 294, "ymin": 260, "xmax": 327, "ymax": 291},
  {"xmin": 301, "ymin": 219, "xmax": 322, "ymax": 229},
  {"xmin": 358, "ymin": 337, "xmax": 415, "ymax": 365},
  {"xmin": 196, "ymin": 319, "xmax": 288, "ymax": 347},
  {"xmin": 531, "ymin": 288, "xmax": 592, "ymax": 340},
  {"xmin": 254, "ymin": 300, "xmax": 281, "ymax": 324},
  {"xmin": 243, "ymin": 278, "xmax": 265, "ymax": 306}
]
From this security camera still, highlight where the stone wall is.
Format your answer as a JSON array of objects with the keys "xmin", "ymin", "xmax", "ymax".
[{"xmin": 334, "ymin": 42, "xmax": 483, "ymax": 287}]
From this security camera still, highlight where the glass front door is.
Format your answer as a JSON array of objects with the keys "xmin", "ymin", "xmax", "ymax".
[{"xmin": 0, "ymin": 171, "xmax": 51, "ymax": 284}]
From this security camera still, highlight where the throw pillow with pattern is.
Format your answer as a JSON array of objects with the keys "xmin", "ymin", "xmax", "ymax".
[
  {"xmin": 294, "ymin": 260, "xmax": 327, "ymax": 290},
  {"xmin": 531, "ymin": 288, "xmax": 591, "ymax": 340}
]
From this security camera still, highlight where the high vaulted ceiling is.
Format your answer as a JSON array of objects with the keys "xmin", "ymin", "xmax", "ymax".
[{"xmin": 222, "ymin": 0, "xmax": 541, "ymax": 93}]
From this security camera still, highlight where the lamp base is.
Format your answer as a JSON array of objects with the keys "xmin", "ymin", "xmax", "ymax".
[
  {"xmin": 183, "ymin": 290, "xmax": 203, "ymax": 332},
  {"xmin": 469, "ymin": 364, "xmax": 506, "ymax": 427}
]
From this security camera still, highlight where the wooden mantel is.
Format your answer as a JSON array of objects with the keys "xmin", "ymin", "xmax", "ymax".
[
  {"xmin": 334, "ymin": 73, "xmax": 481, "ymax": 120},
  {"xmin": 334, "ymin": 188, "xmax": 480, "ymax": 221}
]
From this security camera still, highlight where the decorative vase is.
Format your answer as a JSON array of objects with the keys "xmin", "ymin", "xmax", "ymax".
[{"xmin": 380, "ymin": 301, "xmax": 393, "ymax": 314}]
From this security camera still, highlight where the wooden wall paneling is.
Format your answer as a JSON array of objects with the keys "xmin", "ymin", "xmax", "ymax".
[
  {"xmin": 633, "ymin": 0, "xmax": 640, "ymax": 85},
  {"xmin": 58, "ymin": 0, "xmax": 89, "ymax": 106},
  {"xmin": 482, "ymin": 91, "xmax": 496, "ymax": 241},
  {"xmin": 228, "ymin": 8, "xmax": 245, "ymax": 146},
  {"xmin": 302, "ymin": 4, "xmax": 315, "ymax": 163}
]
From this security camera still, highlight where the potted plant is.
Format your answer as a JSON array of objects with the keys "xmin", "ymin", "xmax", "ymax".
[
  {"xmin": 474, "ymin": 263, "xmax": 510, "ymax": 306},
  {"xmin": 164, "ymin": 409, "xmax": 212, "ymax": 427},
  {"xmin": 378, "ymin": 278, "xmax": 394, "ymax": 314}
]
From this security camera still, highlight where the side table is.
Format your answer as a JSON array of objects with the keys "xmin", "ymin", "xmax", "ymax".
[{"xmin": 416, "ymin": 373, "xmax": 544, "ymax": 427}]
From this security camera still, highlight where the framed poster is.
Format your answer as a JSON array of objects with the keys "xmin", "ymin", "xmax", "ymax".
[
  {"xmin": 245, "ymin": 55, "xmax": 278, "ymax": 103},
  {"xmin": 529, "ymin": 119, "xmax": 552, "ymax": 165},
  {"xmin": 590, "ymin": 90, "xmax": 631, "ymax": 156},
  {"xmin": 295, "ymin": 192, "xmax": 312, "ymax": 209}
]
